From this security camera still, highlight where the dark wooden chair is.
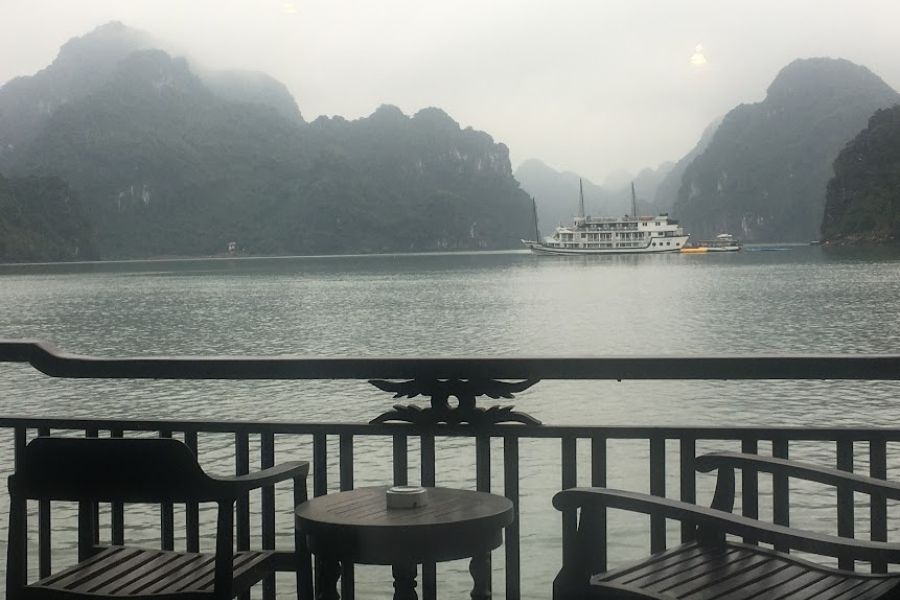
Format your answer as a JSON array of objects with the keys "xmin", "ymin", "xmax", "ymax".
[
  {"xmin": 553, "ymin": 452, "xmax": 900, "ymax": 600},
  {"xmin": 6, "ymin": 436, "xmax": 313, "ymax": 600}
]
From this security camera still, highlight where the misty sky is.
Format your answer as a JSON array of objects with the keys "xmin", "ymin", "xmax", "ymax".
[{"xmin": 2, "ymin": 1, "xmax": 900, "ymax": 183}]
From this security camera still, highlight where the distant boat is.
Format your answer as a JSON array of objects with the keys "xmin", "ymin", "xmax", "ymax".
[
  {"xmin": 681, "ymin": 233, "xmax": 742, "ymax": 253},
  {"xmin": 522, "ymin": 182, "xmax": 690, "ymax": 255}
]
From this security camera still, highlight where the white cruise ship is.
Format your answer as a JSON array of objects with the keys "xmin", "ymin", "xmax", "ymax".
[{"xmin": 522, "ymin": 182, "xmax": 690, "ymax": 255}]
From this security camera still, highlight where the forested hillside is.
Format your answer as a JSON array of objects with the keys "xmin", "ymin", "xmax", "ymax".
[
  {"xmin": 822, "ymin": 106, "xmax": 900, "ymax": 243},
  {"xmin": 0, "ymin": 23, "xmax": 532, "ymax": 259},
  {"xmin": 0, "ymin": 173, "xmax": 95, "ymax": 262}
]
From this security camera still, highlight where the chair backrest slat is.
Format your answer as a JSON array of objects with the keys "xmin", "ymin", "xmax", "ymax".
[{"xmin": 10, "ymin": 437, "xmax": 214, "ymax": 503}]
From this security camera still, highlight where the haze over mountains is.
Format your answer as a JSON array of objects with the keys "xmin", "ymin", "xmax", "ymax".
[
  {"xmin": 518, "ymin": 59, "xmax": 899, "ymax": 244},
  {"xmin": 514, "ymin": 159, "xmax": 673, "ymax": 236},
  {"xmin": 0, "ymin": 22, "xmax": 531, "ymax": 260},
  {"xmin": 2, "ymin": 22, "xmax": 900, "ymax": 261}
]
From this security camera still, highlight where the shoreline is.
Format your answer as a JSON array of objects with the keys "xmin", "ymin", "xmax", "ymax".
[{"xmin": 0, "ymin": 248, "xmax": 530, "ymax": 268}]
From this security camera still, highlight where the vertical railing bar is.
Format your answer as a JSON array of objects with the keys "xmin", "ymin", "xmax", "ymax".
[
  {"xmin": 590, "ymin": 436, "xmax": 608, "ymax": 574},
  {"xmin": 339, "ymin": 434, "xmax": 355, "ymax": 600},
  {"xmin": 234, "ymin": 431, "xmax": 250, "ymax": 600},
  {"xmin": 77, "ymin": 429, "xmax": 100, "ymax": 562},
  {"xmin": 85, "ymin": 428, "xmax": 100, "ymax": 547},
  {"xmin": 649, "ymin": 436, "xmax": 666, "ymax": 554},
  {"xmin": 679, "ymin": 437, "xmax": 696, "ymax": 543},
  {"xmin": 421, "ymin": 432, "xmax": 436, "ymax": 600},
  {"xmin": 38, "ymin": 426, "xmax": 51, "ymax": 578},
  {"xmin": 475, "ymin": 435, "xmax": 492, "ymax": 598},
  {"xmin": 312, "ymin": 433, "xmax": 328, "ymax": 600},
  {"xmin": 421, "ymin": 433, "xmax": 436, "ymax": 486},
  {"xmin": 836, "ymin": 439, "xmax": 854, "ymax": 571},
  {"xmin": 561, "ymin": 437, "xmax": 577, "ymax": 490},
  {"xmin": 561, "ymin": 436, "xmax": 578, "ymax": 572},
  {"xmin": 476, "ymin": 435, "xmax": 491, "ymax": 492},
  {"xmin": 235, "ymin": 431, "xmax": 251, "ymax": 600},
  {"xmin": 772, "ymin": 438, "xmax": 790, "ymax": 554},
  {"xmin": 235, "ymin": 431, "xmax": 251, "ymax": 546},
  {"xmin": 159, "ymin": 430, "xmax": 175, "ymax": 551},
  {"xmin": 313, "ymin": 433, "xmax": 328, "ymax": 497},
  {"xmin": 870, "ymin": 438, "xmax": 888, "ymax": 573},
  {"xmin": 14, "ymin": 427, "xmax": 28, "ymax": 584},
  {"xmin": 184, "ymin": 430, "xmax": 200, "ymax": 553},
  {"xmin": 110, "ymin": 428, "xmax": 125, "ymax": 546},
  {"xmin": 339, "ymin": 434, "xmax": 354, "ymax": 491},
  {"xmin": 393, "ymin": 434, "xmax": 408, "ymax": 486},
  {"xmin": 261, "ymin": 432, "xmax": 276, "ymax": 600},
  {"xmin": 503, "ymin": 435, "xmax": 521, "ymax": 600},
  {"xmin": 741, "ymin": 438, "xmax": 759, "ymax": 545}
]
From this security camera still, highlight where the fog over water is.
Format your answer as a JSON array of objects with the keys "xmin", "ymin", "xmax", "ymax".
[{"xmin": 3, "ymin": 1, "xmax": 900, "ymax": 182}]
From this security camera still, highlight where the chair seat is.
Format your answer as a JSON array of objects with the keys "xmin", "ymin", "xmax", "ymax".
[
  {"xmin": 25, "ymin": 546, "xmax": 275, "ymax": 598},
  {"xmin": 591, "ymin": 541, "xmax": 900, "ymax": 600}
]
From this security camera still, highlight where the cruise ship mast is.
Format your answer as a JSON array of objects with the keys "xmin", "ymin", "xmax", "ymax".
[
  {"xmin": 577, "ymin": 179, "xmax": 585, "ymax": 219},
  {"xmin": 631, "ymin": 182, "xmax": 637, "ymax": 217}
]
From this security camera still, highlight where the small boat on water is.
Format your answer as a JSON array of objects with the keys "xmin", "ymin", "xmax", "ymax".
[
  {"xmin": 680, "ymin": 233, "xmax": 742, "ymax": 253},
  {"xmin": 522, "ymin": 182, "xmax": 690, "ymax": 255}
]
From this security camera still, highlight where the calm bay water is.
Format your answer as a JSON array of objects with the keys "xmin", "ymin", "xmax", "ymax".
[{"xmin": 3, "ymin": 245, "xmax": 900, "ymax": 598}]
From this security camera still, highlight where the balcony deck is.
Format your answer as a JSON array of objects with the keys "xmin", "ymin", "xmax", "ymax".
[{"xmin": 3, "ymin": 340, "xmax": 900, "ymax": 599}]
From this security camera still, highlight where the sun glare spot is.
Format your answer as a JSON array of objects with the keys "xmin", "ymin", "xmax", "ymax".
[
  {"xmin": 282, "ymin": 2, "xmax": 298, "ymax": 14},
  {"xmin": 690, "ymin": 44, "xmax": 708, "ymax": 67}
]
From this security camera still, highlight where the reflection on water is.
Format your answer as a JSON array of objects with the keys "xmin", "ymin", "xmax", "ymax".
[{"xmin": 3, "ymin": 246, "xmax": 900, "ymax": 598}]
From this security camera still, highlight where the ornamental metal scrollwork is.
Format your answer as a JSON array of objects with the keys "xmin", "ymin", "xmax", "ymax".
[{"xmin": 368, "ymin": 378, "xmax": 542, "ymax": 426}]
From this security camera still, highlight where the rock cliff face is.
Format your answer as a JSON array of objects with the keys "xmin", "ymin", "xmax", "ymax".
[
  {"xmin": 673, "ymin": 58, "xmax": 899, "ymax": 242},
  {"xmin": 1, "ymin": 23, "xmax": 532, "ymax": 258},
  {"xmin": 822, "ymin": 106, "xmax": 900, "ymax": 243}
]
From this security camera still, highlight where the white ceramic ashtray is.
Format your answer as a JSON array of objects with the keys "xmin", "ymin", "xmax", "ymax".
[{"xmin": 386, "ymin": 486, "xmax": 428, "ymax": 509}]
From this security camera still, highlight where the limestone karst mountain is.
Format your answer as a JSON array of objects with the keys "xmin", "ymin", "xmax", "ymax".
[
  {"xmin": 673, "ymin": 58, "xmax": 899, "ymax": 242},
  {"xmin": 0, "ymin": 23, "xmax": 532, "ymax": 259}
]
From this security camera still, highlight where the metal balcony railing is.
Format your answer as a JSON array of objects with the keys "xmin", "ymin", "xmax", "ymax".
[{"xmin": 3, "ymin": 339, "xmax": 900, "ymax": 599}]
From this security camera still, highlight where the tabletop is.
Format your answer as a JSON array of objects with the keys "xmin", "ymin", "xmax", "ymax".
[{"xmin": 295, "ymin": 486, "xmax": 514, "ymax": 564}]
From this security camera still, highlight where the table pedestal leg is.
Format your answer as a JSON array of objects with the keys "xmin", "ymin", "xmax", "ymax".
[
  {"xmin": 392, "ymin": 563, "xmax": 418, "ymax": 600},
  {"xmin": 317, "ymin": 558, "xmax": 341, "ymax": 600},
  {"xmin": 469, "ymin": 553, "xmax": 491, "ymax": 600}
]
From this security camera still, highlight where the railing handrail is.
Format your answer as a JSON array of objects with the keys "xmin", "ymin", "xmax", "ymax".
[
  {"xmin": 3, "ymin": 415, "xmax": 900, "ymax": 440},
  {"xmin": 6, "ymin": 340, "xmax": 900, "ymax": 597},
  {"xmin": 4, "ymin": 339, "xmax": 900, "ymax": 380}
]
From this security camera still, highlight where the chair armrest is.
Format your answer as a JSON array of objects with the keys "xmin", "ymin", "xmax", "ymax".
[
  {"xmin": 553, "ymin": 487, "xmax": 900, "ymax": 563},
  {"xmin": 210, "ymin": 461, "xmax": 309, "ymax": 496},
  {"xmin": 697, "ymin": 452, "xmax": 900, "ymax": 500}
]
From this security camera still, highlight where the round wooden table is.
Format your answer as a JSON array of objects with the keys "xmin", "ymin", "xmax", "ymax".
[{"xmin": 295, "ymin": 486, "xmax": 513, "ymax": 600}]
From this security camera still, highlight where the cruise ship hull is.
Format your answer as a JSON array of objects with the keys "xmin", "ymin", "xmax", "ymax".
[{"xmin": 523, "ymin": 237, "xmax": 690, "ymax": 255}]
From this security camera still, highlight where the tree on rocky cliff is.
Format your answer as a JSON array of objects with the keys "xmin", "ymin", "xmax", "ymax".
[{"xmin": 822, "ymin": 106, "xmax": 900, "ymax": 243}]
